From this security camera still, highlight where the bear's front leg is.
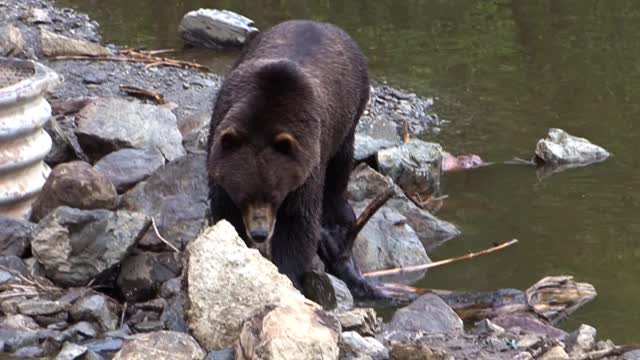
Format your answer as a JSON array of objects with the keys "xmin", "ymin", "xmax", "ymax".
[{"xmin": 269, "ymin": 182, "xmax": 322, "ymax": 291}]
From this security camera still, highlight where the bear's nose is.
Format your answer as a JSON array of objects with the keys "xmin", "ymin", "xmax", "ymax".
[{"xmin": 250, "ymin": 229, "xmax": 269, "ymax": 243}]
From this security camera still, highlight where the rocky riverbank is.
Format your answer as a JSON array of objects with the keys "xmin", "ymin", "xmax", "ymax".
[{"xmin": 0, "ymin": 0, "xmax": 631, "ymax": 359}]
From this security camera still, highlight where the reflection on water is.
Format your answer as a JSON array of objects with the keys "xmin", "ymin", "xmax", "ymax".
[{"xmin": 59, "ymin": 0, "xmax": 640, "ymax": 342}]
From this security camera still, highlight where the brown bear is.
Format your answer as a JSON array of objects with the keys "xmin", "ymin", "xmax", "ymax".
[{"xmin": 207, "ymin": 20, "xmax": 382, "ymax": 299}]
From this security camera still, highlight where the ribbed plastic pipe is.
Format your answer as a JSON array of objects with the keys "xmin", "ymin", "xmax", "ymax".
[{"xmin": 0, "ymin": 57, "xmax": 60, "ymax": 218}]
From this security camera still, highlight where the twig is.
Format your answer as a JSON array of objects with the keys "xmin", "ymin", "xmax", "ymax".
[
  {"xmin": 120, "ymin": 302, "xmax": 127, "ymax": 328},
  {"xmin": 348, "ymin": 188, "xmax": 394, "ymax": 242},
  {"xmin": 151, "ymin": 217, "xmax": 180, "ymax": 253},
  {"xmin": 0, "ymin": 264, "xmax": 61, "ymax": 294},
  {"xmin": 364, "ymin": 239, "xmax": 519, "ymax": 278},
  {"xmin": 0, "ymin": 291, "xmax": 40, "ymax": 299},
  {"xmin": 120, "ymin": 85, "xmax": 166, "ymax": 104},
  {"xmin": 49, "ymin": 54, "xmax": 209, "ymax": 72}
]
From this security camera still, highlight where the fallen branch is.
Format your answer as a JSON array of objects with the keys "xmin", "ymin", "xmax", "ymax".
[
  {"xmin": 0, "ymin": 264, "xmax": 62, "ymax": 294},
  {"xmin": 49, "ymin": 54, "xmax": 209, "ymax": 72},
  {"xmin": 151, "ymin": 217, "xmax": 180, "ymax": 253},
  {"xmin": 348, "ymin": 188, "xmax": 394, "ymax": 242},
  {"xmin": 364, "ymin": 239, "xmax": 519, "ymax": 278},
  {"xmin": 120, "ymin": 85, "xmax": 166, "ymax": 104}
]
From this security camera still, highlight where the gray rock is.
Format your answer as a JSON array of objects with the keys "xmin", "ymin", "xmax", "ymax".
[
  {"xmin": 112, "ymin": 331, "xmax": 205, "ymax": 360},
  {"xmin": 82, "ymin": 337, "xmax": 123, "ymax": 354},
  {"xmin": 40, "ymin": 29, "xmax": 110, "ymax": 57},
  {"xmin": 178, "ymin": 9, "xmax": 258, "ymax": 48},
  {"xmin": 0, "ymin": 314, "xmax": 40, "ymax": 330},
  {"xmin": 388, "ymin": 294, "xmax": 463, "ymax": 335},
  {"xmin": 116, "ymin": 252, "xmax": 182, "ymax": 303},
  {"xmin": 17, "ymin": 299, "xmax": 65, "ymax": 316},
  {"xmin": 30, "ymin": 161, "xmax": 118, "ymax": 222},
  {"xmin": 56, "ymin": 342, "xmax": 88, "ymax": 360},
  {"xmin": 133, "ymin": 320, "xmax": 164, "ymax": 333},
  {"xmin": 185, "ymin": 220, "xmax": 307, "ymax": 351},
  {"xmin": 178, "ymin": 111, "xmax": 210, "ymax": 136},
  {"xmin": 236, "ymin": 302, "xmax": 341, "ymax": 360},
  {"xmin": 624, "ymin": 350, "xmax": 640, "ymax": 360},
  {"xmin": 58, "ymin": 321, "xmax": 99, "ymax": 342},
  {"xmin": 303, "ymin": 271, "xmax": 354, "ymax": 311},
  {"xmin": 377, "ymin": 139, "xmax": 442, "ymax": 196},
  {"xmin": 182, "ymin": 124, "xmax": 210, "ymax": 154},
  {"xmin": 31, "ymin": 207, "xmax": 149, "ymax": 287},
  {"xmin": 0, "ymin": 217, "xmax": 33, "ymax": 257},
  {"xmin": 27, "ymin": 8, "xmax": 52, "ymax": 24},
  {"xmin": 473, "ymin": 319, "xmax": 505, "ymax": 337},
  {"xmin": 535, "ymin": 128, "xmax": 609, "ymax": 166},
  {"xmin": 206, "ymin": 348, "xmax": 235, "ymax": 360},
  {"xmin": 94, "ymin": 148, "xmax": 165, "ymax": 193},
  {"xmin": 33, "ymin": 311, "xmax": 69, "ymax": 327},
  {"xmin": 334, "ymin": 308, "xmax": 381, "ymax": 337},
  {"xmin": 13, "ymin": 345, "xmax": 45, "ymax": 358},
  {"xmin": 44, "ymin": 115, "xmax": 87, "ymax": 166},
  {"xmin": 0, "ymin": 24, "xmax": 28, "ymax": 57},
  {"xmin": 353, "ymin": 111, "xmax": 400, "ymax": 161},
  {"xmin": 564, "ymin": 324, "xmax": 596, "ymax": 356},
  {"xmin": 0, "ymin": 327, "xmax": 56, "ymax": 352},
  {"xmin": 352, "ymin": 204, "xmax": 430, "ymax": 273},
  {"xmin": 0, "ymin": 256, "xmax": 29, "ymax": 284},
  {"xmin": 354, "ymin": 134, "xmax": 397, "ymax": 161},
  {"xmin": 348, "ymin": 164, "xmax": 460, "ymax": 251},
  {"xmin": 121, "ymin": 154, "xmax": 209, "ymax": 251},
  {"xmin": 339, "ymin": 331, "xmax": 388, "ymax": 360},
  {"xmin": 70, "ymin": 294, "xmax": 119, "ymax": 332},
  {"xmin": 160, "ymin": 276, "xmax": 182, "ymax": 298},
  {"xmin": 75, "ymin": 98, "xmax": 185, "ymax": 162},
  {"xmin": 161, "ymin": 293, "xmax": 187, "ymax": 333}
]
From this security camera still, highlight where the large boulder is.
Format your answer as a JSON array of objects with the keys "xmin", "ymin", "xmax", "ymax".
[
  {"xmin": 31, "ymin": 207, "xmax": 149, "ymax": 286},
  {"xmin": 75, "ymin": 98, "xmax": 185, "ymax": 162},
  {"xmin": 348, "ymin": 164, "xmax": 460, "ymax": 252},
  {"xmin": 178, "ymin": 9, "xmax": 258, "ymax": 48},
  {"xmin": 94, "ymin": 148, "xmax": 165, "ymax": 193},
  {"xmin": 184, "ymin": 220, "xmax": 307, "ymax": 351},
  {"xmin": 112, "ymin": 331, "xmax": 205, "ymax": 360},
  {"xmin": 534, "ymin": 128, "xmax": 609, "ymax": 167},
  {"xmin": 377, "ymin": 139, "xmax": 442, "ymax": 196},
  {"xmin": 120, "ymin": 154, "xmax": 209, "ymax": 251},
  {"xmin": 236, "ymin": 302, "xmax": 341, "ymax": 360},
  {"xmin": 387, "ymin": 294, "xmax": 464, "ymax": 335},
  {"xmin": 30, "ymin": 161, "xmax": 118, "ymax": 222}
]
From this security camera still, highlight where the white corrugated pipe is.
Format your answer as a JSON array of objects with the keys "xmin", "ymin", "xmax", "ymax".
[{"xmin": 0, "ymin": 57, "xmax": 60, "ymax": 219}]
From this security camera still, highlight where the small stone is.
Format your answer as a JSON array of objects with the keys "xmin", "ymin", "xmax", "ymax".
[
  {"xmin": 205, "ymin": 348, "xmax": 235, "ymax": 360},
  {"xmin": 513, "ymin": 352, "xmax": 534, "ymax": 360},
  {"xmin": 28, "ymin": 8, "xmax": 52, "ymax": 24},
  {"xmin": 70, "ymin": 295, "xmax": 119, "ymax": 332},
  {"xmin": 0, "ymin": 216, "xmax": 33, "ymax": 257},
  {"xmin": 133, "ymin": 320, "xmax": 165, "ymax": 333},
  {"xmin": 335, "ymin": 308, "xmax": 381, "ymax": 337},
  {"xmin": 388, "ymin": 294, "xmax": 463, "ymax": 335},
  {"xmin": 94, "ymin": 148, "xmax": 165, "ymax": 193},
  {"xmin": 564, "ymin": 324, "xmax": 596, "ymax": 356},
  {"xmin": 339, "ymin": 331, "xmax": 388, "ymax": 360},
  {"xmin": 516, "ymin": 334, "xmax": 542, "ymax": 350},
  {"xmin": 473, "ymin": 319, "xmax": 505, "ymax": 337},
  {"xmin": 13, "ymin": 345, "xmax": 45, "ymax": 358},
  {"xmin": 303, "ymin": 271, "xmax": 354, "ymax": 311},
  {"xmin": 82, "ymin": 71, "xmax": 108, "ymax": 85},
  {"xmin": 30, "ymin": 161, "xmax": 118, "ymax": 222},
  {"xmin": 377, "ymin": 139, "xmax": 442, "ymax": 196},
  {"xmin": 116, "ymin": 252, "xmax": 182, "ymax": 303},
  {"xmin": 539, "ymin": 346, "xmax": 569, "ymax": 360},
  {"xmin": 17, "ymin": 299, "xmax": 65, "ymax": 316},
  {"xmin": 161, "ymin": 294, "xmax": 187, "ymax": 333},
  {"xmin": 0, "ymin": 314, "xmax": 40, "ymax": 330},
  {"xmin": 56, "ymin": 342, "xmax": 88, "ymax": 360},
  {"xmin": 624, "ymin": 350, "xmax": 640, "ymax": 360},
  {"xmin": 389, "ymin": 343, "xmax": 435, "ymax": 360},
  {"xmin": 33, "ymin": 311, "xmax": 69, "ymax": 327},
  {"xmin": 112, "ymin": 331, "xmax": 205, "ymax": 360},
  {"xmin": 31, "ymin": 207, "xmax": 150, "ymax": 287},
  {"xmin": 178, "ymin": 9, "xmax": 258, "ymax": 48},
  {"xmin": 83, "ymin": 338, "xmax": 124, "ymax": 355}
]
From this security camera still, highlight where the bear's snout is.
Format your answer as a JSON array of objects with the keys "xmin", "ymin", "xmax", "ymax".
[{"xmin": 242, "ymin": 203, "xmax": 276, "ymax": 244}]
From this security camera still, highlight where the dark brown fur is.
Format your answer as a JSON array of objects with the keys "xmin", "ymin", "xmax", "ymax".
[{"xmin": 207, "ymin": 20, "xmax": 377, "ymax": 296}]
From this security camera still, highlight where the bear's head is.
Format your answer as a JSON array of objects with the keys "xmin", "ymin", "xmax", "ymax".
[{"xmin": 208, "ymin": 59, "xmax": 322, "ymax": 244}]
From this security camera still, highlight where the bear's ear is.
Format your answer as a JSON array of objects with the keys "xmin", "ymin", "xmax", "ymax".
[
  {"xmin": 273, "ymin": 132, "xmax": 298, "ymax": 155},
  {"xmin": 218, "ymin": 127, "xmax": 240, "ymax": 150}
]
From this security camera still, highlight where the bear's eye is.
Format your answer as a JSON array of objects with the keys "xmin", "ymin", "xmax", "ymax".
[
  {"xmin": 219, "ymin": 128, "xmax": 240, "ymax": 151},
  {"xmin": 273, "ymin": 132, "xmax": 296, "ymax": 155}
]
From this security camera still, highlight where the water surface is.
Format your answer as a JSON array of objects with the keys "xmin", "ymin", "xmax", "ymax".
[{"xmin": 58, "ymin": 0, "xmax": 640, "ymax": 342}]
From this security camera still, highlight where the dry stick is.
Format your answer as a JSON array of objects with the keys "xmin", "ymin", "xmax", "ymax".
[
  {"xmin": 49, "ymin": 55, "xmax": 210, "ymax": 72},
  {"xmin": 120, "ymin": 85, "xmax": 166, "ymax": 104},
  {"xmin": 120, "ymin": 302, "xmax": 128, "ymax": 328},
  {"xmin": 151, "ymin": 217, "xmax": 180, "ymax": 253},
  {"xmin": 363, "ymin": 239, "xmax": 519, "ymax": 278},
  {"xmin": 347, "ymin": 188, "xmax": 394, "ymax": 242}
]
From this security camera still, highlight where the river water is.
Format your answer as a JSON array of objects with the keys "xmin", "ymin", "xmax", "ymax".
[{"xmin": 59, "ymin": 0, "xmax": 640, "ymax": 342}]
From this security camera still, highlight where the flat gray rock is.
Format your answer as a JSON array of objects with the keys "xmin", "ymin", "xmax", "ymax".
[
  {"xmin": 94, "ymin": 148, "xmax": 165, "ymax": 193},
  {"xmin": 75, "ymin": 98, "xmax": 185, "ymax": 162},
  {"xmin": 535, "ymin": 128, "xmax": 609, "ymax": 166},
  {"xmin": 178, "ymin": 9, "xmax": 258, "ymax": 48},
  {"xmin": 112, "ymin": 331, "xmax": 205, "ymax": 360}
]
